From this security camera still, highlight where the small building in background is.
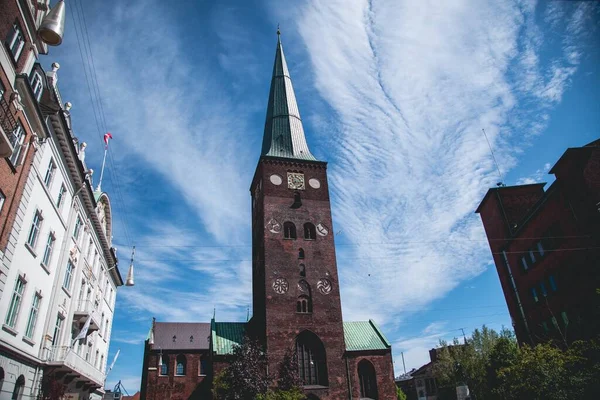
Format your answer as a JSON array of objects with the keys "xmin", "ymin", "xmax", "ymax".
[{"xmin": 476, "ymin": 139, "xmax": 600, "ymax": 346}]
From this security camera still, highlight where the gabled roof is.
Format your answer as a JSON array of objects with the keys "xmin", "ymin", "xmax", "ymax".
[
  {"xmin": 343, "ymin": 320, "xmax": 391, "ymax": 352},
  {"xmin": 211, "ymin": 321, "xmax": 246, "ymax": 355},
  {"xmin": 261, "ymin": 32, "xmax": 317, "ymax": 161},
  {"xmin": 153, "ymin": 322, "xmax": 210, "ymax": 350}
]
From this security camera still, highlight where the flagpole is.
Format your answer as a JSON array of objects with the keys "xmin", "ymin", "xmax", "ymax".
[{"xmin": 96, "ymin": 145, "xmax": 108, "ymax": 192}]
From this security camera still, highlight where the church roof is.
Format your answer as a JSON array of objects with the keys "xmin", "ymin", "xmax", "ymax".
[
  {"xmin": 344, "ymin": 320, "xmax": 392, "ymax": 352},
  {"xmin": 209, "ymin": 320, "xmax": 391, "ymax": 355},
  {"xmin": 261, "ymin": 31, "xmax": 317, "ymax": 161},
  {"xmin": 153, "ymin": 322, "xmax": 211, "ymax": 350},
  {"xmin": 211, "ymin": 321, "xmax": 247, "ymax": 356}
]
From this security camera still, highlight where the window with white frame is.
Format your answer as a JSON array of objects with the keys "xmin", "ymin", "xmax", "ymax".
[
  {"xmin": 6, "ymin": 22, "xmax": 25, "ymax": 61},
  {"xmin": 52, "ymin": 314, "xmax": 64, "ymax": 346},
  {"xmin": 87, "ymin": 239, "xmax": 93, "ymax": 261},
  {"xmin": 0, "ymin": 190, "xmax": 5, "ymax": 214},
  {"xmin": 100, "ymin": 313, "xmax": 105, "ymax": 335},
  {"xmin": 26, "ymin": 210, "xmax": 43, "ymax": 249},
  {"xmin": 56, "ymin": 184, "xmax": 66, "ymax": 209},
  {"xmin": 43, "ymin": 159, "xmax": 56, "ymax": 188},
  {"xmin": 100, "ymin": 354, "xmax": 104, "ymax": 372},
  {"xmin": 73, "ymin": 216, "xmax": 83, "ymax": 240},
  {"xmin": 63, "ymin": 260, "xmax": 74, "ymax": 291},
  {"xmin": 30, "ymin": 71, "xmax": 43, "ymax": 101},
  {"xmin": 42, "ymin": 231, "xmax": 55, "ymax": 266},
  {"xmin": 8, "ymin": 122, "xmax": 25, "ymax": 166},
  {"xmin": 104, "ymin": 318, "xmax": 109, "ymax": 338},
  {"xmin": 5, "ymin": 276, "xmax": 26, "ymax": 328},
  {"xmin": 24, "ymin": 292, "xmax": 41, "ymax": 339}
]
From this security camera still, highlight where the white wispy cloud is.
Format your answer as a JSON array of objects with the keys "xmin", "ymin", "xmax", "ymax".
[
  {"xmin": 273, "ymin": 0, "xmax": 596, "ymax": 333},
  {"xmin": 516, "ymin": 162, "xmax": 552, "ymax": 185}
]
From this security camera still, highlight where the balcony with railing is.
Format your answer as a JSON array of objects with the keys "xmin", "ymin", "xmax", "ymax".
[
  {"xmin": 73, "ymin": 300, "xmax": 101, "ymax": 334},
  {"xmin": 0, "ymin": 94, "xmax": 18, "ymax": 158},
  {"xmin": 44, "ymin": 345, "xmax": 105, "ymax": 388}
]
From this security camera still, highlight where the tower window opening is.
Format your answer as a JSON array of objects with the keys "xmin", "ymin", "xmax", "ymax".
[
  {"xmin": 284, "ymin": 222, "xmax": 297, "ymax": 239},
  {"xmin": 296, "ymin": 294, "xmax": 312, "ymax": 313},
  {"xmin": 304, "ymin": 223, "xmax": 316, "ymax": 240},
  {"xmin": 298, "ymin": 248, "xmax": 305, "ymax": 259},
  {"xmin": 296, "ymin": 331, "xmax": 328, "ymax": 386},
  {"xmin": 299, "ymin": 264, "xmax": 306, "ymax": 277}
]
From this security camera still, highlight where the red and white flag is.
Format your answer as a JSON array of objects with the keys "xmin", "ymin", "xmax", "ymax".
[{"xmin": 103, "ymin": 132, "xmax": 113, "ymax": 148}]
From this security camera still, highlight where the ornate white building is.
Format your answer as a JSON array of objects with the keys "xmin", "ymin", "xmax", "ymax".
[{"xmin": 0, "ymin": 23, "xmax": 123, "ymax": 400}]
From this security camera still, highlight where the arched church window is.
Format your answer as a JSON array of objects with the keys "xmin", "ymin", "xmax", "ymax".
[
  {"xmin": 160, "ymin": 354, "xmax": 169, "ymax": 375},
  {"xmin": 358, "ymin": 359, "xmax": 378, "ymax": 399},
  {"xmin": 298, "ymin": 248, "xmax": 305, "ymax": 259},
  {"xmin": 304, "ymin": 223, "xmax": 316, "ymax": 240},
  {"xmin": 296, "ymin": 294, "xmax": 312, "ymax": 313},
  {"xmin": 12, "ymin": 375, "xmax": 25, "ymax": 400},
  {"xmin": 176, "ymin": 354, "xmax": 187, "ymax": 376},
  {"xmin": 296, "ymin": 331, "xmax": 328, "ymax": 386},
  {"xmin": 284, "ymin": 222, "xmax": 297, "ymax": 239},
  {"xmin": 299, "ymin": 264, "xmax": 306, "ymax": 277}
]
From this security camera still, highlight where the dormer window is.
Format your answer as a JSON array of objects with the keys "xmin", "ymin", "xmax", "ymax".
[{"xmin": 30, "ymin": 71, "xmax": 43, "ymax": 101}]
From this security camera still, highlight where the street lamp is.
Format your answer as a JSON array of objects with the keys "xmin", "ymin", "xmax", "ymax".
[{"xmin": 38, "ymin": 1, "xmax": 66, "ymax": 46}]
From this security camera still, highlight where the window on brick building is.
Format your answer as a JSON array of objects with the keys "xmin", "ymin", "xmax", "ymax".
[
  {"xmin": 299, "ymin": 264, "xmax": 306, "ymax": 277},
  {"xmin": 298, "ymin": 248, "xmax": 305, "ymax": 259},
  {"xmin": 160, "ymin": 354, "xmax": 169, "ymax": 375},
  {"xmin": 0, "ymin": 190, "xmax": 5, "ymax": 214},
  {"xmin": 304, "ymin": 223, "xmax": 316, "ymax": 240},
  {"xmin": 531, "ymin": 287, "xmax": 538, "ymax": 303},
  {"xmin": 296, "ymin": 331, "xmax": 328, "ymax": 387},
  {"xmin": 176, "ymin": 354, "xmax": 186, "ymax": 376},
  {"xmin": 548, "ymin": 275, "xmax": 557, "ymax": 292},
  {"xmin": 199, "ymin": 358, "xmax": 207, "ymax": 376},
  {"xmin": 6, "ymin": 22, "xmax": 25, "ymax": 61},
  {"xmin": 284, "ymin": 222, "xmax": 296, "ymax": 239},
  {"xmin": 296, "ymin": 294, "xmax": 312, "ymax": 314},
  {"xmin": 520, "ymin": 256, "xmax": 529, "ymax": 271},
  {"xmin": 358, "ymin": 360, "xmax": 378, "ymax": 399}
]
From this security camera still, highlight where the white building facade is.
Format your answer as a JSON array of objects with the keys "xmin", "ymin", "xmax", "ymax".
[{"xmin": 0, "ymin": 59, "xmax": 123, "ymax": 400}]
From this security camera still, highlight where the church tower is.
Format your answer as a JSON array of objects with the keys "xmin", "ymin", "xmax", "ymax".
[{"xmin": 250, "ymin": 32, "xmax": 349, "ymax": 399}]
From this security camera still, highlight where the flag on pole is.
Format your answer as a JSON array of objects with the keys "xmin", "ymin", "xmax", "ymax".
[
  {"xmin": 108, "ymin": 349, "xmax": 120, "ymax": 373},
  {"xmin": 103, "ymin": 132, "xmax": 113, "ymax": 148},
  {"xmin": 72, "ymin": 315, "xmax": 92, "ymax": 345}
]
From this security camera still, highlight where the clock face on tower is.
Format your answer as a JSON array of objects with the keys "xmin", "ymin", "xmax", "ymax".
[{"xmin": 287, "ymin": 173, "xmax": 305, "ymax": 190}]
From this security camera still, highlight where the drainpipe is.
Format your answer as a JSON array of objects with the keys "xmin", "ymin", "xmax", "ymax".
[
  {"xmin": 345, "ymin": 354, "xmax": 352, "ymax": 400},
  {"xmin": 502, "ymin": 250, "xmax": 533, "ymax": 345}
]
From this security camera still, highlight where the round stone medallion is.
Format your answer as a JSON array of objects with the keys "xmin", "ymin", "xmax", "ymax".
[
  {"xmin": 308, "ymin": 178, "xmax": 321, "ymax": 189},
  {"xmin": 270, "ymin": 174, "xmax": 283, "ymax": 185},
  {"xmin": 272, "ymin": 278, "xmax": 289, "ymax": 294},
  {"xmin": 317, "ymin": 279, "xmax": 332, "ymax": 295}
]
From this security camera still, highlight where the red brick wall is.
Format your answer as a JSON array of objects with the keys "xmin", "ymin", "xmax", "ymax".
[
  {"xmin": 347, "ymin": 352, "xmax": 397, "ymax": 400},
  {"xmin": 142, "ymin": 351, "xmax": 210, "ymax": 400},
  {"xmin": 0, "ymin": 0, "xmax": 35, "ymax": 72},
  {"xmin": 251, "ymin": 157, "xmax": 349, "ymax": 399}
]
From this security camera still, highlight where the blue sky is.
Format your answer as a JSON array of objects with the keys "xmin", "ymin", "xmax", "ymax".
[{"xmin": 45, "ymin": 0, "xmax": 599, "ymax": 392}]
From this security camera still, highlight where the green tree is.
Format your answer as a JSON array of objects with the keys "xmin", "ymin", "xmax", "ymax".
[
  {"xmin": 212, "ymin": 336, "xmax": 270, "ymax": 400},
  {"xmin": 396, "ymin": 386, "xmax": 407, "ymax": 400},
  {"xmin": 495, "ymin": 342, "xmax": 582, "ymax": 400}
]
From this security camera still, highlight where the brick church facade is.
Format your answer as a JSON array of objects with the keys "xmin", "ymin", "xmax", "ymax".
[{"xmin": 139, "ymin": 33, "xmax": 397, "ymax": 400}]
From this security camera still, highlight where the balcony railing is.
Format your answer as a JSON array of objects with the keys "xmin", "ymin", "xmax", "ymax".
[
  {"xmin": 45, "ymin": 345, "xmax": 105, "ymax": 386},
  {"xmin": 74, "ymin": 300, "xmax": 101, "ymax": 333},
  {"xmin": 0, "ymin": 95, "xmax": 17, "ymax": 157}
]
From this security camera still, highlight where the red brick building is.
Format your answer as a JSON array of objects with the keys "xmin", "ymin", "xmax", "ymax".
[
  {"xmin": 476, "ymin": 139, "xmax": 600, "ymax": 346},
  {"xmin": 140, "ymin": 33, "xmax": 397, "ymax": 400}
]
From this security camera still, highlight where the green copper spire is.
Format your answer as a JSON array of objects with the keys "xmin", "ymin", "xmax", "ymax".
[{"xmin": 261, "ymin": 31, "xmax": 317, "ymax": 161}]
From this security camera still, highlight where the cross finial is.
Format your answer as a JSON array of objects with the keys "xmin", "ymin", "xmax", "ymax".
[{"xmin": 277, "ymin": 23, "xmax": 280, "ymax": 37}]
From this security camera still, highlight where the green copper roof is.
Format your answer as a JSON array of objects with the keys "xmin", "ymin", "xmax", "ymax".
[
  {"xmin": 343, "ymin": 320, "xmax": 391, "ymax": 352},
  {"xmin": 211, "ymin": 321, "xmax": 246, "ymax": 355},
  {"xmin": 261, "ymin": 33, "xmax": 317, "ymax": 161},
  {"xmin": 210, "ymin": 320, "xmax": 390, "ymax": 355}
]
